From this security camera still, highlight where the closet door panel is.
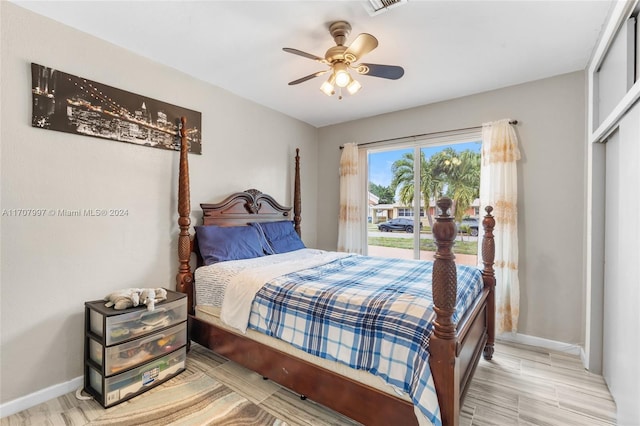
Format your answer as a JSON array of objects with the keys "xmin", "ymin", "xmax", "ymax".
[{"xmin": 603, "ymin": 102, "xmax": 640, "ymax": 426}]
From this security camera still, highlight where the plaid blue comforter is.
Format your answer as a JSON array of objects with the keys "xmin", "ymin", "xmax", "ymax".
[{"xmin": 247, "ymin": 254, "xmax": 484, "ymax": 426}]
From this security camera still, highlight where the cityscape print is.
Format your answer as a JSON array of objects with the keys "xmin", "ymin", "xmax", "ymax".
[{"xmin": 31, "ymin": 63, "xmax": 202, "ymax": 155}]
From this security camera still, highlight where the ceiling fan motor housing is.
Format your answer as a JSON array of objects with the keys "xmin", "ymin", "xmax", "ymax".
[
  {"xmin": 325, "ymin": 45, "xmax": 348, "ymax": 63},
  {"xmin": 329, "ymin": 21, "xmax": 351, "ymax": 46}
]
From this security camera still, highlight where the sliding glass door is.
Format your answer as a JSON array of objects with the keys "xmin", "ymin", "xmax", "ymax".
[
  {"xmin": 366, "ymin": 137, "xmax": 481, "ymax": 266},
  {"xmin": 367, "ymin": 147, "xmax": 416, "ymax": 259}
]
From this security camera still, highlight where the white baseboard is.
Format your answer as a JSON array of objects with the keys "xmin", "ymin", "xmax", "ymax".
[
  {"xmin": 579, "ymin": 346, "xmax": 588, "ymax": 368},
  {"xmin": 496, "ymin": 332, "xmax": 583, "ymax": 357},
  {"xmin": 0, "ymin": 376, "xmax": 83, "ymax": 418}
]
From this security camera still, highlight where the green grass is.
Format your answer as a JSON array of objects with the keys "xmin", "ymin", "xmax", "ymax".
[{"xmin": 368, "ymin": 236, "xmax": 478, "ymax": 255}]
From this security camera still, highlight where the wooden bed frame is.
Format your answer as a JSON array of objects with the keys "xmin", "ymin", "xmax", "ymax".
[{"xmin": 174, "ymin": 118, "xmax": 496, "ymax": 426}]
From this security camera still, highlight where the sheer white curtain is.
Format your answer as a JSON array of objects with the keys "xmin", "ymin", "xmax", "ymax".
[
  {"xmin": 480, "ymin": 119, "xmax": 521, "ymax": 333},
  {"xmin": 337, "ymin": 143, "xmax": 364, "ymax": 253}
]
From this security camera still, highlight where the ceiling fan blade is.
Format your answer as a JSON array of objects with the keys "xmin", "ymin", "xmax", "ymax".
[
  {"xmin": 357, "ymin": 63, "xmax": 405, "ymax": 80},
  {"xmin": 283, "ymin": 47, "xmax": 327, "ymax": 63},
  {"xmin": 344, "ymin": 33, "xmax": 378, "ymax": 62},
  {"xmin": 288, "ymin": 70, "xmax": 330, "ymax": 85}
]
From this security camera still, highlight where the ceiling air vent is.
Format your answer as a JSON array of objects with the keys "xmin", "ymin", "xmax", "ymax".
[{"xmin": 364, "ymin": 0, "xmax": 408, "ymax": 16}]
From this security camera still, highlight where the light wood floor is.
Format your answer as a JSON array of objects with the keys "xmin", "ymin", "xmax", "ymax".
[{"xmin": 1, "ymin": 341, "xmax": 617, "ymax": 425}]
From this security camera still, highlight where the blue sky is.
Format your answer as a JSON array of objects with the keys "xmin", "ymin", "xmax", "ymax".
[{"xmin": 368, "ymin": 141, "xmax": 481, "ymax": 187}]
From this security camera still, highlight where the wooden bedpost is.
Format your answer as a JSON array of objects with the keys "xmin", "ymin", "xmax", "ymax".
[
  {"xmin": 430, "ymin": 198, "xmax": 460, "ymax": 426},
  {"xmin": 481, "ymin": 206, "xmax": 496, "ymax": 360},
  {"xmin": 176, "ymin": 116, "xmax": 194, "ymax": 314},
  {"xmin": 293, "ymin": 148, "xmax": 302, "ymax": 237}
]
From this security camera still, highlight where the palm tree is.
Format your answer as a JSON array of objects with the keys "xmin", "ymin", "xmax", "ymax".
[
  {"xmin": 390, "ymin": 151, "xmax": 441, "ymax": 228},
  {"xmin": 430, "ymin": 148, "xmax": 480, "ymax": 222},
  {"xmin": 390, "ymin": 148, "xmax": 481, "ymax": 229},
  {"xmin": 446, "ymin": 149, "xmax": 481, "ymax": 222}
]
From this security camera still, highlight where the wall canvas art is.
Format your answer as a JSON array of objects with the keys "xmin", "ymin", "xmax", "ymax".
[{"xmin": 31, "ymin": 63, "xmax": 202, "ymax": 154}]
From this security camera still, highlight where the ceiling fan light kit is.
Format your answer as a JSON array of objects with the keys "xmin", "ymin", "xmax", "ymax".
[
  {"xmin": 283, "ymin": 20, "xmax": 404, "ymax": 100},
  {"xmin": 320, "ymin": 75, "xmax": 336, "ymax": 96},
  {"xmin": 333, "ymin": 62, "xmax": 351, "ymax": 87},
  {"xmin": 346, "ymin": 79, "xmax": 362, "ymax": 95}
]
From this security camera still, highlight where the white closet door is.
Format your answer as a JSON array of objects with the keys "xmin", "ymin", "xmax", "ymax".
[{"xmin": 603, "ymin": 102, "xmax": 640, "ymax": 425}]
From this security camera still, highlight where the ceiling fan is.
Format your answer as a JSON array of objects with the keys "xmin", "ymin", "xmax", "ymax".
[{"xmin": 283, "ymin": 21, "xmax": 404, "ymax": 99}]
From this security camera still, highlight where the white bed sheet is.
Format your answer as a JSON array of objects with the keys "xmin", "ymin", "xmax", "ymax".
[{"xmin": 194, "ymin": 248, "xmax": 326, "ymax": 308}]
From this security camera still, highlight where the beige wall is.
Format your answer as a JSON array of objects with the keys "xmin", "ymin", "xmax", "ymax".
[
  {"xmin": 0, "ymin": 2, "xmax": 318, "ymax": 405},
  {"xmin": 317, "ymin": 72, "xmax": 587, "ymax": 345}
]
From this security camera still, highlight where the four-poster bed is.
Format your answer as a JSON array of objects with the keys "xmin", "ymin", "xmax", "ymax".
[{"xmin": 174, "ymin": 117, "xmax": 496, "ymax": 426}]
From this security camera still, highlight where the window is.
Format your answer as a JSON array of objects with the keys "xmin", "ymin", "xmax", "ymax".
[
  {"xmin": 595, "ymin": 16, "xmax": 636, "ymax": 128},
  {"xmin": 589, "ymin": 2, "xmax": 640, "ymax": 142},
  {"xmin": 397, "ymin": 208, "xmax": 424, "ymax": 217}
]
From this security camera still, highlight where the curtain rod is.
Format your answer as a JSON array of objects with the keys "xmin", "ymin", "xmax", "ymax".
[{"xmin": 339, "ymin": 120, "xmax": 518, "ymax": 149}]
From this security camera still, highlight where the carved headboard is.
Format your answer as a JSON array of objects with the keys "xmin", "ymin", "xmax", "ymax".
[{"xmin": 200, "ymin": 189, "xmax": 292, "ymax": 227}]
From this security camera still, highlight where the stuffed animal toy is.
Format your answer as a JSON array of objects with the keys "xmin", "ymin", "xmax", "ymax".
[
  {"xmin": 104, "ymin": 288, "xmax": 142, "ymax": 310},
  {"xmin": 139, "ymin": 288, "xmax": 168, "ymax": 311},
  {"xmin": 104, "ymin": 287, "xmax": 168, "ymax": 310}
]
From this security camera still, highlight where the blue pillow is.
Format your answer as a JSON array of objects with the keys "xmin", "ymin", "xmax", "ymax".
[
  {"xmin": 195, "ymin": 225, "xmax": 266, "ymax": 265},
  {"xmin": 250, "ymin": 221, "xmax": 305, "ymax": 254}
]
